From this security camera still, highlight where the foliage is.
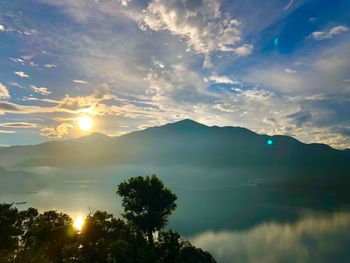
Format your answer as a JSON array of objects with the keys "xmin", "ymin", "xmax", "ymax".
[
  {"xmin": 0, "ymin": 175, "xmax": 216, "ymax": 263},
  {"xmin": 117, "ymin": 175, "xmax": 177, "ymax": 243},
  {"xmin": 0, "ymin": 204, "xmax": 22, "ymax": 262}
]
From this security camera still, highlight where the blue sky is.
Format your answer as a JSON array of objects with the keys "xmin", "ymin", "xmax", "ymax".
[{"xmin": 0, "ymin": 0, "xmax": 349, "ymax": 148}]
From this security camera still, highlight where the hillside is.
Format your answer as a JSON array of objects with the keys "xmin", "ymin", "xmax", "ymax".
[{"xmin": 0, "ymin": 119, "xmax": 349, "ymax": 194}]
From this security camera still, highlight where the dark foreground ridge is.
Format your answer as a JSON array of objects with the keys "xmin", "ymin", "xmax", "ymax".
[{"xmin": 0, "ymin": 175, "xmax": 216, "ymax": 263}]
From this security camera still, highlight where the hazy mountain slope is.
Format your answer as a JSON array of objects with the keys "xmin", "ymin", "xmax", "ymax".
[
  {"xmin": 1, "ymin": 119, "xmax": 349, "ymax": 194},
  {"xmin": 0, "ymin": 133, "xmax": 113, "ymax": 167},
  {"xmin": 0, "ymin": 166, "xmax": 46, "ymax": 195},
  {"xmin": 108, "ymin": 119, "xmax": 349, "ymax": 169},
  {"xmin": 2, "ymin": 119, "xmax": 349, "ymax": 169}
]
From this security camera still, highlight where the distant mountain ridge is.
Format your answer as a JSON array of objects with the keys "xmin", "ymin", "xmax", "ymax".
[
  {"xmin": 0, "ymin": 119, "xmax": 349, "ymax": 195},
  {"xmin": 0, "ymin": 119, "xmax": 348, "ymax": 168}
]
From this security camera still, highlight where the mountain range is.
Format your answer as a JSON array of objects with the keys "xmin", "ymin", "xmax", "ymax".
[{"xmin": 1, "ymin": 119, "xmax": 349, "ymax": 195}]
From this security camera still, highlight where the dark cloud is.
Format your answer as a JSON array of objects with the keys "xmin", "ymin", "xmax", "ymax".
[
  {"xmin": 331, "ymin": 126, "xmax": 350, "ymax": 137},
  {"xmin": 0, "ymin": 101, "xmax": 21, "ymax": 112},
  {"xmin": 0, "ymin": 122, "xmax": 37, "ymax": 128},
  {"xmin": 287, "ymin": 110, "xmax": 312, "ymax": 127},
  {"xmin": 301, "ymin": 98, "xmax": 350, "ymax": 127}
]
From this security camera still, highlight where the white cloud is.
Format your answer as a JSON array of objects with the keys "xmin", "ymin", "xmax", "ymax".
[
  {"xmin": 10, "ymin": 57, "xmax": 25, "ymax": 64},
  {"xmin": 209, "ymin": 75, "xmax": 239, "ymax": 85},
  {"xmin": 72, "ymin": 79, "xmax": 88, "ymax": 84},
  {"xmin": 145, "ymin": 63, "xmax": 215, "ymax": 103},
  {"xmin": 0, "ymin": 85, "xmax": 114, "ymax": 116},
  {"xmin": 212, "ymin": 88, "xmax": 292, "ymax": 116},
  {"xmin": 283, "ymin": 0, "xmax": 294, "ymax": 11},
  {"xmin": 119, "ymin": 0, "xmax": 130, "ymax": 7},
  {"xmin": 40, "ymin": 123, "xmax": 73, "ymax": 138},
  {"xmin": 21, "ymin": 55, "xmax": 34, "ymax": 61},
  {"xmin": 139, "ymin": 0, "xmax": 252, "ymax": 67},
  {"xmin": 311, "ymin": 25, "xmax": 349, "ymax": 40},
  {"xmin": 9, "ymin": 82, "xmax": 24, "ymax": 89},
  {"xmin": 31, "ymin": 85, "xmax": 52, "ymax": 96},
  {"xmin": 233, "ymin": 44, "xmax": 253, "ymax": 56},
  {"xmin": 0, "ymin": 24, "xmax": 5, "ymax": 32},
  {"xmin": 44, "ymin": 64, "xmax": 58, "ymax": 68},
  {"xmin": 0, "ymin": 83, "xmax": 10, "ymax": 99},
  {"xmin": 29, "ymin": 61, "xmax": 39, "ymax": 67},
  {"xmin": 0, "ymin": 130, "xmax": 15, "ymax": 134},
  {"xmin": 37, "ymin": 0, "xmax": 129, "ymax": 22},
  {"xmin": 244, "ymin": 67, "xmax": 303, "ymax": 92},
  {"xmin": 285, "ymin": 68, "xmax": 297, "ymax": 74},
  {"xmin": 14, "ymin": 71, "xmax": 29, "ymax": 78}
]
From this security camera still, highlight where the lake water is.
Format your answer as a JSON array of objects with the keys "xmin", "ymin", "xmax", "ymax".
[{"xmin": 1, "ymin": 165, "xmax": 350, "ymax": 262}]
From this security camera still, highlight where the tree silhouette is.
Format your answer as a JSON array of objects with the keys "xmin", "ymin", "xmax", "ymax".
[
  {"xmin": 117, "ymin": 175, "xmax": 177, "ymax": 244},
  {"xmin": 0, "ymin": 204, "xmax": 22, "ymax": 262},
  {"xmin": 18, "ymin": 210, "xmax": 74, "ymax": 262}
]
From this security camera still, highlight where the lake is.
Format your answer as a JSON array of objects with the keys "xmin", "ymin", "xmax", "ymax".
[{"xmin": 1, "ymin": 164, "xmax": 350, "ymax": 263}]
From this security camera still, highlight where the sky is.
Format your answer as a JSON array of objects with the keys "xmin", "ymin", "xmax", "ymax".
[{"xmin": 0, "ymin": 0, "xmax": 349, "ymax": 148}]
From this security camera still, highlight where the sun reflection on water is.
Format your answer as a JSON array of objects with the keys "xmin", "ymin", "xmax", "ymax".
[{"xmin": 73, "ymin": 215, "xmax": 85, "ymax": 232}]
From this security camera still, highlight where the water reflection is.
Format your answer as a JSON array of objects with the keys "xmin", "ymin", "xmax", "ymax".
[
  {"xmin": 1, "ymin": 164, "xmax": 350, "ymax": 262},
  {"xmin": 191, "ymin": 212, "xmax": 350, "ymax": 263}
]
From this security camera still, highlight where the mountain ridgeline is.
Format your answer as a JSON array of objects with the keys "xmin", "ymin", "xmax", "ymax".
[{"xmin": 1, "ymin": 119, "xmax": 350, "ymax": 194}]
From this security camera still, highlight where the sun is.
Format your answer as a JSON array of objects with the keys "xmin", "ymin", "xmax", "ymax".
[
  {"xmin": 73, "ymin": 215, "xmax": 85, "ymax": 232},
  {"xmin": 78, "ymin": 116, "xmax": 94, "ymax": 131}
]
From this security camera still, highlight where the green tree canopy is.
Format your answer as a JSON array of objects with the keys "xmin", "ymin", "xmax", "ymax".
[{"xmin": 117, "ymin": 175, "xmax": 177, "ymax": 243}]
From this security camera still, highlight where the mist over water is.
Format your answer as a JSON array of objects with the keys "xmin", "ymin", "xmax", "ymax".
[
  {"xmin": 1, "ymin": 164, "xmax": 350, "ymax": 262},
  {"xmin": 190, "ymin": 212, "xmax": 350, "ymax": 263}
]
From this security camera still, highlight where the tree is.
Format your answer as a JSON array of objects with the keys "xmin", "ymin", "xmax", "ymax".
[
  {"xmin": 18, "ymin": 210, "xmax": 74, "ymax": 263},
  {"xmin": 0, "ymin": 204, "xmax": 22, "ymax": 262},
  {"xmin": 157, "ymin": 230, "xmax": 217, "ymax": 263},
  {"xmin": 117, "ymin": 175, "xmax": 177, "ymax": 244},
  {"xmin": 77, "ymin": 211, "xmax": 127, "ymax": 262}
]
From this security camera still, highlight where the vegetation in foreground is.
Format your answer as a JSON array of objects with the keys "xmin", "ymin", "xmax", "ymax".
[{"xmin": 0, "ymin": 175, "xmax": 216, "ymax": 263}]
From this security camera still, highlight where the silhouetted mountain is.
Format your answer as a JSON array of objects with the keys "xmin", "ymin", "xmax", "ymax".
[
  {"xmin": 111, "ymin": 119, "xmax": 349, "ymax": 169},
  {"xmin": 0, "ymin": 120, "xmax": 349, "ymax": 194}
]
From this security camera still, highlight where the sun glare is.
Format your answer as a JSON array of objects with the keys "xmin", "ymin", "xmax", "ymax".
[
  {"xmin": 78, "ymin": 116, "xmax": 94, "ymax": 131},
  {"xmin": 73, "ymin": 215, "xmax": 85, "ymax": 232}
]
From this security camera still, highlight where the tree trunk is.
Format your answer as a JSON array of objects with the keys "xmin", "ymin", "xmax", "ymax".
[{"xmin": 147, "ymin": 230, "xmax": 154, "ymax": 245}]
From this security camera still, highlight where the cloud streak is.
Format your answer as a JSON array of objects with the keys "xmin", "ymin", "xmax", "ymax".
[
  {"xmin": 72, "ymin": 80, "xmax": 88, "ymax": 84},
  {"xmin": 311, "ymin": 25, "xmax": 349, "ymax": 40},
  {"xmin": 0, "ymin": 122, "xmax": 37, "ymax": 128},
  {"xmin": 14, "ymin": 71, "xmax": 29, "ymax": 78}
]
